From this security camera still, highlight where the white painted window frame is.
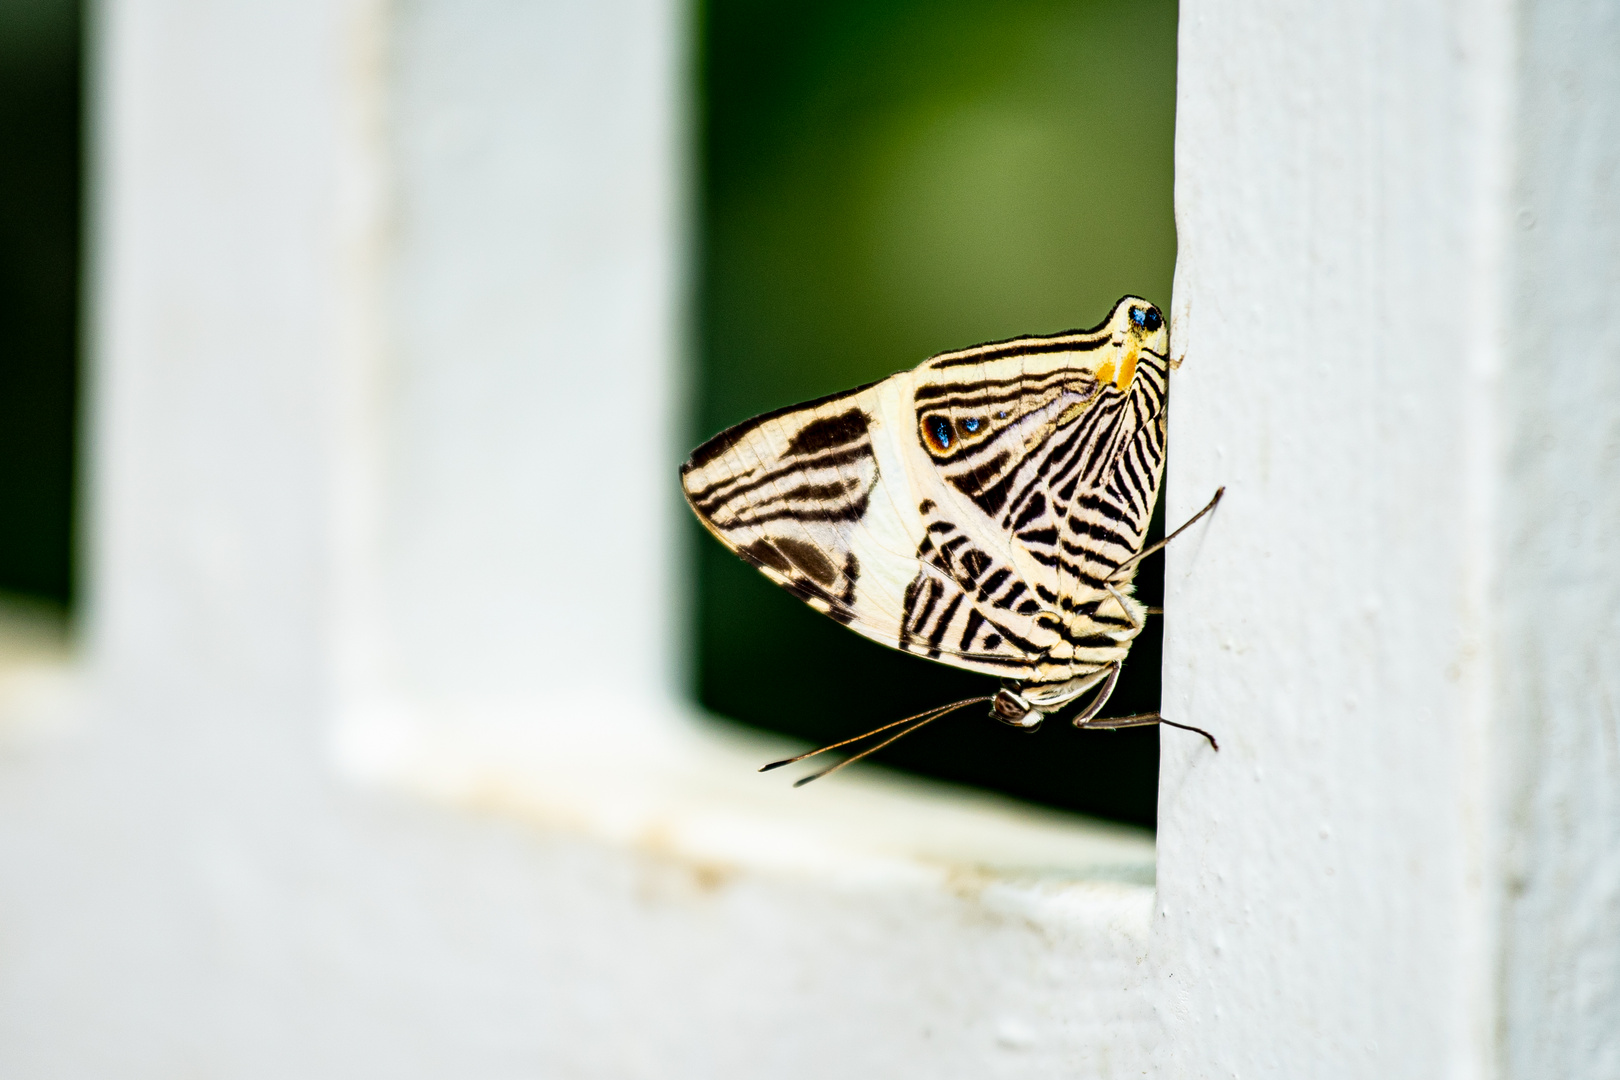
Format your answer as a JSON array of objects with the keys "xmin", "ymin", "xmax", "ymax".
[{"xmin": 0, "ymin": 0, "xmax": 1611, "ymax": 1075}]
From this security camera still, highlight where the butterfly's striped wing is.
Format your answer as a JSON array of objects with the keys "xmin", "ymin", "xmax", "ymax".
[
  {"xmin": 906, "ymin": 302, "xmax": 1172, "ymax": 677},
  {"xmin": 681, "ymin": 296, "xmax": 1171, "ymax": 686}
]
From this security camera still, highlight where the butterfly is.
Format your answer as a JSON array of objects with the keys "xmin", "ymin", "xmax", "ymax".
[{"xmin": 681, "ymin": 296, "xmax": 1222, "ymax": 784}]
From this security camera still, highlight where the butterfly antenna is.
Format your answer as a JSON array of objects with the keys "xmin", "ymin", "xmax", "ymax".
[
  {"xmin": 790, "ymin": 696, "xmax": 993, "ymax": 788},
  {"xmin": 759, "ymin": 696, "xmax": 993, "ymax": 784},
  {"xmin": 1112, "ymin": 486, "xmax": 1225, "ymax": 578}
]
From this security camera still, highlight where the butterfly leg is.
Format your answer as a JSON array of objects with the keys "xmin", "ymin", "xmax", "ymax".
[
  {"xmin": 1083, "ymin": 712, "xmax": 1219, "ymax": 751},
  {"xmin": 1110, "ymin": 486, "xmax": 1225, "ymax": 581},
  {"xmin": 1105, "ymin": 583, "xmax": 1144, "ymax": 631},
  {"xmin": 1066, "ymin": 663, "xmax": 1220, "ymax": 749},
  {"xmin": 1067, "ymin": 662, "xmax": 1122, "ymax": 727}
]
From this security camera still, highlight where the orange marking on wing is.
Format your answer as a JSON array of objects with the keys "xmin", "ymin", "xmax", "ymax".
[{"xmin": 1115, "ymin": 348, "xmax": 1138, "ymax": 389}]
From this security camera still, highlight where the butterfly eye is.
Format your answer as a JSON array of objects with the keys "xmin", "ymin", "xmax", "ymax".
[
  {"xmin": 923, "ymin": 415, "xmax": 953, "ymax": 452},
  {"xmin": 1130, "ymin": 306, "xmax": 1163, "ymax": 331},
  {"xmin": 957, "ymin": 416, "xmax": 983, "ymax": 436}
]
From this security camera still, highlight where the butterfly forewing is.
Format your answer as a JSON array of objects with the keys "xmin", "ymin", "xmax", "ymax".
[{"xmin": 681, "ymin": 295, "xmax": 1172, "ymax": 689}]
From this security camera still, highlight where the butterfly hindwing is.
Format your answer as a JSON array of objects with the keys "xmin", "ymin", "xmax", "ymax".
[{"xmin": 682, "ymin": 384, "xmax": 880, "ymax": 624}]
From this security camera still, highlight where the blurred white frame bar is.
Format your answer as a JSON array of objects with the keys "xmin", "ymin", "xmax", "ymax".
[
  {"xmin": 1161, "ymin": 1, "xmax": 1620, "ymax": 1076},
  {"xmin": 329, "ymin": 0, "xmax": 687, "ymax": 758}
]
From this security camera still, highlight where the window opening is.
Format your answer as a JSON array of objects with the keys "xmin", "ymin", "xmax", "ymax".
[
  {"xmin": 693, "ymin": 0, "xmax": 1178, "ymax": 825},
  {"xmin": 0, "ymin": 0, "xmax": 82, "ymax": 617}
]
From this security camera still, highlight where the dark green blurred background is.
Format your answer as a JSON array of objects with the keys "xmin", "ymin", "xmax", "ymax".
[
  {"xmin": 0, "ymin": 0, "xmax": 80, "ymax": 611},
  {"xmin": 693, "ymin": 0, "xmax": 1180, "ymax": 825}
]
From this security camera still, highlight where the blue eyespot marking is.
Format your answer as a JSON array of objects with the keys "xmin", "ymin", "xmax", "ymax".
[
  {"xmin": 1130, "ymin": 306, "xmax": 1163, "ymax": 331},
  {"xmin": 927, "ymin": 415, "xmax": 952, "ymax": 450},
  {"xmin": 961, "ymin": 417, "xmax": 981, "ymax": 434}
]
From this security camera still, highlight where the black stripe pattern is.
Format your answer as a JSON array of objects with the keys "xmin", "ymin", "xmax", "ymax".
[
  {"xmin": 681, "ymin": 295, "xmax": 1173, "ymax": 694},
  {"xmin": 682, "ymin": 397, "xmax": 876, "ymax": 625}
]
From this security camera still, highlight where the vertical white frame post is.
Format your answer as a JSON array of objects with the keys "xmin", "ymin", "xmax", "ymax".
[
  {"xmin": 330, "ymin": 0, "xmax": 689, "ymax": 776},
  {"xmin": 1160, "ymin": 2, "xmax": 1620, "ymax": 1075}
]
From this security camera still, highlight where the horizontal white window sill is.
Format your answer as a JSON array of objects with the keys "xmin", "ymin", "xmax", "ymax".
[
  {"xmin": 336, "ymin": 701, "xmax": 1156, "ymax": 931},
  {"xmin": 0, "ymin": 593, "xmax": 1153, "ymax": 941}
]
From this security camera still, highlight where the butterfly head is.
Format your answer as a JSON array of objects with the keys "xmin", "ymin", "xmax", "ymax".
[{"xmin": 991, "ymin": 688, "xmax": 1042, "ymax": 729}]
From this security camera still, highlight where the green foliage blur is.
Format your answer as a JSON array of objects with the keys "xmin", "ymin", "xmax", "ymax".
[
  {"xmin": 693, "ymin": 0, "xmax": 1179, "ymax": 825},
  {"xmin": 0, "ymin": 0, "xmax": 80, "ymax": 609}
]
